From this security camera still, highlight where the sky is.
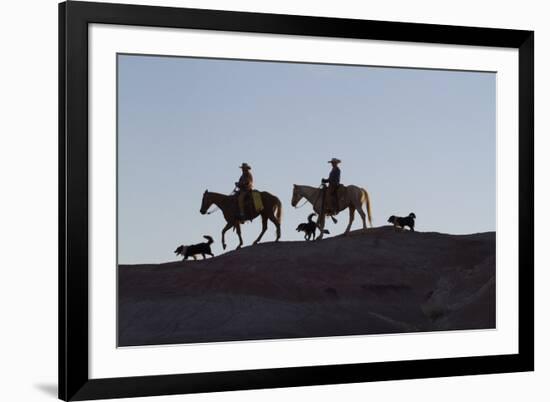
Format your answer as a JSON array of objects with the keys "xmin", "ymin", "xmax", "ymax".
[{"xmin": 117, "ymin": 54, "xmax": 496, "ymax": 264}]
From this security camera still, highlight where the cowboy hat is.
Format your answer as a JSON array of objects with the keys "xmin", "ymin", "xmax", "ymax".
[
  {"xmin": 327, "ymin": 158, "xmax": 341, "ymax": 164},
  {"xmin": 239, "ymin": 163, "xmax": 252, "ymax": 170}
]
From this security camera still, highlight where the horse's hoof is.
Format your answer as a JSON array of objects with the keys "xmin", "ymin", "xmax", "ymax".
[{"xmin": 222, "ymin": 244, "xmax": 226, "ymax": 250}]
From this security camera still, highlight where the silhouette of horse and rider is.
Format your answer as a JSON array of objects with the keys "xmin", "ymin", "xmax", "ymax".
[
  {"xmin": 200, "ymin": 158, "xmax": 372, "ymax": 249},
  {"xmin": 200, "ymin": 163, "xmax": 282, "ymax": 250},
  {"xmin": 292, "ymin": 158, "xmax": 372, "ymax": 239}
]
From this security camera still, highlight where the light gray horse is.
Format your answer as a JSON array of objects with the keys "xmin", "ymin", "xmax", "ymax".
[{"xmin": 291, "ymin": 184, "xmax": 372, "ymax": 239}]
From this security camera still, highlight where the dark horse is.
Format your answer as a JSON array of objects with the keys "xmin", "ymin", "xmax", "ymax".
[{"xmin": 200, "ymin": 190, "xmax": 282, "ymax": 250}]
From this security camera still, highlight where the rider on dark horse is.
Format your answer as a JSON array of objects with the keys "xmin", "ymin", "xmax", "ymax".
[
  {"xmin": 321, "ymin": 158, "xmax": 341, "ymax": 214},
  {"xmin": 235, "ymin": 162, "xmax": 253, "ymax": 220}
]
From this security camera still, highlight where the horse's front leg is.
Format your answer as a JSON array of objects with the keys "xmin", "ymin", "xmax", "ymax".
[
  {"xmin": 235, "ymin": 223, "xmax": 244, "ymax": 249},
  {"xmin": 316, "ymin": 215, "xmax": 326, "ymax": 240},
  {"xmin": 253, "ymin": 215, "xmax": 268, "ymax": 245},
  {"xmin": 345, "ymin": 207, "xmax": 355, "ymax": 235},
  {"xmin": 221, "ymin": 222, "xmax": 233, "ymax": 250}
]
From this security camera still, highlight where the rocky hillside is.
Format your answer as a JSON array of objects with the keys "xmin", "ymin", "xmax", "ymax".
[{"xmin": 118, "ymin": 226, "xmax": 495, "ymax": 346}]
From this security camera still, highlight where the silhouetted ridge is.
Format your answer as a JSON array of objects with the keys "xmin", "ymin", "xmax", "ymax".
[{"xmin": 119, "ymin": 226, "xmax": 495, "ymax": 346}]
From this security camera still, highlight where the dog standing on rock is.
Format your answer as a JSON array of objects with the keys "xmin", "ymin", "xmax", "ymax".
[
  {"xmin": 174, "ymin": 235, "xmax": 214, "ymax": 260},
  {"xmin": 388, "ymin": 213, "xmax": 416, "ymax": 231}
]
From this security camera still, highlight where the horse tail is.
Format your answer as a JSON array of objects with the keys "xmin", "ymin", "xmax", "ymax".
[
  {"xmin": 362, "ymin": 188, "xmax": 373, "ymax": 227},
  {"xmin": 274, "ymin": 197, "xmax": 283, "ymax": 223}
]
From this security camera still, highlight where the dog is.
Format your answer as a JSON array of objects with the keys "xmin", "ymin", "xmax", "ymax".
[
  {"xmin": 388, "ymin": 213, "xmax": 416, "ymax": 231},
  {"xmin": 174, "ymin": 235, "xmax": 214, "ymax": 260},
  {"xmin": 296, "ymin": 213, "xmax": 329, "ymax": 241}
]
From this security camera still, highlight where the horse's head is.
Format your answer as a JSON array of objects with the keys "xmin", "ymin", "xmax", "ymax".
[
  {"xmin": 200, "ymin": 190, "xmax": 212, "ymax": 215},
  {"xmin": 291, "ymin": 184, "xmax": 302, "ymax": 207}
]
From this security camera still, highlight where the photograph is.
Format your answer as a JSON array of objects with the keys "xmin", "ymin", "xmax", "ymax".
[{"xmin": 117, "ymin": 54, "xmax": 497, "ymax": 347}]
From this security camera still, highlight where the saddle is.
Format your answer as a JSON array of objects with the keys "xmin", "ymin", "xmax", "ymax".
[
  {"xmin": 251, "ymin": 191, "xmax": 264, "ymax": 213},
  {"xmin": 322, "ymin": 184, "xmax": 345, "ymax": 215},
  {"xmin": 236, "ymin": 190, "xmax": 264, "ymax": 221}
]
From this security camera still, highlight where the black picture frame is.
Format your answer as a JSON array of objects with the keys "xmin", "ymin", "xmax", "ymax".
[{"xmin": 59, "ymin": 1, "xmax": 534, "ymax": 400}]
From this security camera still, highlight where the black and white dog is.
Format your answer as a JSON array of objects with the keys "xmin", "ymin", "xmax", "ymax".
[
  {"xmin": 174, "ymin": 235, "xmax": 214, "ymax": 260},
  {"xmin": 388, "ymin": 213, "xmax": 416, "ymax": 231},
  {"xmin": 296, "ymin": 213, "xmax": 329, "ymax": 241}
]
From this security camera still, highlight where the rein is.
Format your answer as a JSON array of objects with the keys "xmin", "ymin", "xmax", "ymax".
[
  {"xmin": 293, "ymin": 198, "xmax": 309, "ymax": 209},
  {"xmin": 294, "ymin": 185, "xmax": 324, "ymax": 209},
  {"xmin": 206, "ymin": 206, "xmax": 219, "ymax": 215},
  {"xmin": 205, "ymin": 188, "xmax": 236, "ymax": 215}
]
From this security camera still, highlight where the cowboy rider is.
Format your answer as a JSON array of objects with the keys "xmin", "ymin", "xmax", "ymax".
[
  {"xmin": 322, "ymin": 158, "xmax": 341, "ymax": 213},
  {"xmin": 235, "ymin": 162, "xmax": 253, "ymax": 219}
]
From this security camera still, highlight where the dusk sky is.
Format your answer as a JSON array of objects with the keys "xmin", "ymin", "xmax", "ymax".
[{"xmin": 117, "ymin": 54, "xmax": 496, "ymax": 264}]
